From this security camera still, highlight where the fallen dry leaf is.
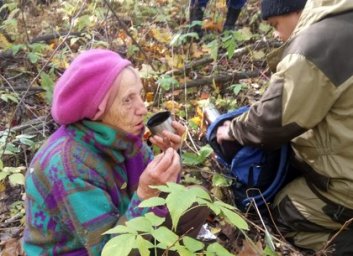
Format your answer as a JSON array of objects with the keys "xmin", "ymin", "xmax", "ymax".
[
  {"xmin": 150, "ymin": 26, "xmax": 172, "ymax": 44},
  {"xmin": 163, "ymin": 100, "xmax": 181, "ymax": 111},
  {"xmin": 203, "ymin": 19, "xmax": 223, "ymax": 33},
  {"xmin": 1, "ymin": 238, "xmax": 24, "ymax": 256},
  {"xmin": 238, "ymin": 239, "xmax": 263, "ymax": 256}
]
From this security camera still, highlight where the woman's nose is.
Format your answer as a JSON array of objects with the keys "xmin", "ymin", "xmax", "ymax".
[{"xmin": 136, "ymin": 97, "xmax": 147, "ymax": 116}]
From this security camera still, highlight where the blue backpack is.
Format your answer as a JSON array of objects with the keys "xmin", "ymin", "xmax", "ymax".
[{"xmin": 206, "ymin": 106, "xmax": 290, "ymax": 211}]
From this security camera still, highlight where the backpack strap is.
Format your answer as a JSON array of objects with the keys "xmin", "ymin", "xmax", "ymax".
[{"xmin": 240, "ymin": 144, "xmax": 289, "ymax": 209}]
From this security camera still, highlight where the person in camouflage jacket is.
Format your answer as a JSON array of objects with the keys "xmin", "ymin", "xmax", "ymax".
[{"xmin": 216, "ymin": 0, "xmax": 353, "ymax": 254}]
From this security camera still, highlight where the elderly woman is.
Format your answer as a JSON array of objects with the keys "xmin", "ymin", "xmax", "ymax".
[{"xmin": 23, "ymin": 49, "xmax": 208, "ymax": 255}]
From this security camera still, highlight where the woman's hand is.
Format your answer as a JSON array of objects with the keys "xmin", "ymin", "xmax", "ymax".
[
  {"xmin": 137, "ymin": 148, "xmax": 181, "ymax": 200},
  {"xmin": 149, "ymin": 121, "xmax": 186, "ymax": 151},
  {"xmin": 216, "ymin": 121, "xmax": 234, "ymax": 144}
]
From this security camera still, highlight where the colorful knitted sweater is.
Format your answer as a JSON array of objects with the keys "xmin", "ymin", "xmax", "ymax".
[{"xmin": 23, "ymin": 120, "xmax": 156, "ymax": 255}]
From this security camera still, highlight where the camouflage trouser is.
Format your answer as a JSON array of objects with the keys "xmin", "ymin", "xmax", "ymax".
[{"xmin": 272, "ymin": 177, "xmax": 353, "ymax": 255}]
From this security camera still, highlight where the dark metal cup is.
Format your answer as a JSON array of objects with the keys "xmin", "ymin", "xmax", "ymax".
[{"xmin": 147, "ymin": 111, "xmax": 176, "ymax": 136}]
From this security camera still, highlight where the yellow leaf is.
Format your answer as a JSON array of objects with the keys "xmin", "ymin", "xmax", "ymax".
[
  {"xmin": 196, "ymin": 106, "xmax": 203, "ymax": 118},
  {"xmin": 191, "ymin": 43, "xmax": 204, "ymax": 59},
  {"xmin": 165, "ymin": 54, "xmax": 185, "ymax": 69},
  {"xmin": 0, "ymin": 33, "xmax": 11, "ymax": 49},
  {"xmin": 51, "ymin": 56, "xmax": 69, "ymax": 69},
  {"xmin": 0, "ymin": 181, "xmax": 6, "ymax": 193},
  {"xmin": 163, "ymin": 100, "xmax": 180, "ymax": 111},
  {"xmin": 190, "ymin": 116, "xmax": 202, "ymax": 127},
  {"xmin": 252, "ymin": 50, "xmax": 265, "ymax": 60},
  {"xmin": 139, "ymin": 64, "xmax": 157, "ymax": 79},
  {"xmin": 201, "ymin": 44, "xmax": 211, "ymax": 55},
  {"xmin": 150, "ymin": 27, "xmax": 172, "ymax": 44},
  {"xmin": 146, "ymin": 92, "xmax": 154, "ymax": 102}
]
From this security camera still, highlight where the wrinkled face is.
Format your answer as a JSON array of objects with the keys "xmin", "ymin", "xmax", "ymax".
[
  {"xmin": 101, "ymin": 67, "xmax": 147, "ymax": 136},
  {"xmin": 267, "ymin": 12, "xmax": 301, "ymax": 42}
]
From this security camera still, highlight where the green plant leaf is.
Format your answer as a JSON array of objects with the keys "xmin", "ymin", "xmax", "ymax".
[
  {"xmin": 136, "ymin": 235, "xmax": 154, "ymax": 256},
  {"xmin": 127, "ymin": 45, "xmax": 139, "ymax": 58},
  {"xmin": 264, "ymin": 244, "xmax": 278, "ymax": 256},
  {"xmin": 182, "ymin": 152, "xmax": 202, "ymax": 166},
  {"xmin": 166, "ymin": 189, "xmax": 195, "ymax": 229},
  {"xmin": 0, "ymin": 172, "xmax": 8, "ymax": 181},
  {"xmin": 3, "ymin": 166, "xmax": 25, "ymax": 174},
  {"xmin": 10, "ymin": 44, "xmax": 25, "ymax": 55},
  {"xmin": 221, "ymin": 33, "xmax": 237, "ymax": 59},
  {"xmin": 27, "ymin": 52, "xmax": 40, "ymax": 64},
  {"xmin": 76, "ymin": 14, "xmax": 91, "ymax": 31},
  {"xmin": 165, "ymin": 182, "xmax": 187, "ymax": 192},
  {"xmin": 212, "ymin": 173, "xmax": 232, "ymax": 187},
  {"xmin": 16, "ymin": 134, "xmax": 36, "ymax": 147},
  {"xmin": 126, "ymin": 216, "xmax": 153, "ymax": 233},
  {"xmin": 264, "ymin": 230, "xmax": 276, "ymax": 252},
  {"xmin": 188, "ymin": 186, "xmax": 211, "ymax": 201},
  {"xmin": 149, "ymin": 184, "xmax": 170, "ymax": 193},
  {"xmin": 182, "ymin": 145, "xmax": 213, "ymax": 167},
  {"xmin": 156, "ymin": 75, "xmax": 179, "ymax": 91},
  {"xmin": 206, "ymin": 242, "xmax": 233, "ymax": 256},
  {"xmin": 182, "ymin": 236, "xmax": 204, "ymax": 252},
  {"xmin": 139, "ymin": 197, "xmax": 166, "ymax": 208},
  {"xmin": 152, "ymin": 226, "xmax": 179, "ymax": 247},
  {"xmin": 0, "ymin": 159, "xmax": 3, "ymax": 170},
  {"xmin": 205, "ymin": 202, "xmax": 221, "ymax": 215},
  {"xmin": 259, "ymin": 23, "xmax": 272, "ymax": 34},
  {"xmin": 229, "ymin": 83, "xmax": 244, "ymax": 96},
  {"xmin": 101, "ymin": 233, "xmax": 136, "ymax": 256},
  {"xmin": 214, "ymin": 200, "xmax": 236, "ymax": 210},
  {"xmin": 29, "ymin": 43, "xmax": 48, "ymax": 53},
  {"xmin": 175, "ymin": 246, "xmax": 194, "ymax": 256},
  {"xmin": 199, "ymin": 145, "xmax": 213, "ymax": 159},
  {"xmin": 144, "ymin": 212, "xmax": 165, "ymax": 227},
  {"xmin": 221, "ymin": 208, "xmax": 249, "ymax": 230},
  {"xmin": 9, "ymin": 173, "xmax": 25, "ymax": 186},
  {"xmin": 0, "ymin": 92, "xmax": 19, "ymax": 103},
  {"xmin": 40, "ymin": 72, "xmax": 55, "ymax": 103},
  {"xmin": 103, "ymin": 225, "xmax": 134, "ymax": 235},
  {"xmin": 2, "ymin": 143, "xmax": 20, "ymax": 155},
  {"xmin": 207, "ymin": 39, "xmax": 219, "ymax": 61}
]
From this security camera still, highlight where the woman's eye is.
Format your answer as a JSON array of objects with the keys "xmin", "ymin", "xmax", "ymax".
[{"xmin": 123, "ymin": 96, "xmax": 132, "ymax": 104}]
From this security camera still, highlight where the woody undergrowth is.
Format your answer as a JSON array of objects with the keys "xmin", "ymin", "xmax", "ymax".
[{"xmin": 0, "ymin": 0, "xmax": 316, "ymax": 255}]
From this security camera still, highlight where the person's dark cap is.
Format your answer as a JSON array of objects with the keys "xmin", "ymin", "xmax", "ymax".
[{"xmin": 261, "ymin": 0, "xmax": 307, "ymax": 20}]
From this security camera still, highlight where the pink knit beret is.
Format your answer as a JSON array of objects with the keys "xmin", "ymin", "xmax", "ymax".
[{"xmin": 51, "ymin": 49, "xmax": 131, "ymax": 125}]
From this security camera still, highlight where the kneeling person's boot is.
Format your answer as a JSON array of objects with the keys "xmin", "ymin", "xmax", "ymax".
[
  {"xmin": 189, "ymin": 6, "xmax": 204, "ymax": 39},
  {"xmin": 223, "ymin": 7, "xmax": 241, "ymax": 32}
]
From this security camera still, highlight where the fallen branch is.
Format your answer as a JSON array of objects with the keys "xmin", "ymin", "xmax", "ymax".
[
  {"xmin": 0, "ymin": 49, "xmax": 16, "ymax": 60},
  {"xmin": 0, "ymin": 31, "xmax": 84, "ymax": 61},
  {"xmin": 30, "ymin": 31, "xmax": 83, "ymax": 44},
  {"xmin": 167, "ymin": 39, "xmax": 281, "ymax": 76},
  {"xmin": 181, "ymin": 70, "xmax": 260, "ymax": 89},
  {"xmin": 0, "ymin": 86, "xmax": 44, "ymax": 93},
  {"xmin": 0, "ymin": 115, "xmax": 53, "ymax": 137}
]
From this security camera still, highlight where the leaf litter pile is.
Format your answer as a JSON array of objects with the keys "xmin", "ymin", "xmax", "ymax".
[{"xmin": 0, "ymin": 0, "xmax": 316, "ymax": 255}]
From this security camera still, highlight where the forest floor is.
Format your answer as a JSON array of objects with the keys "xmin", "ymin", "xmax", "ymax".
[{"xmin": 0, "ymin": 0, "xmax": 326, "ymax": 255}]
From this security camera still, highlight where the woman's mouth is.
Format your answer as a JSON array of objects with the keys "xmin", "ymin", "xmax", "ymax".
[{"xmin": 135, "ymin": 122, "xmax": 144, "ymax": 129}]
